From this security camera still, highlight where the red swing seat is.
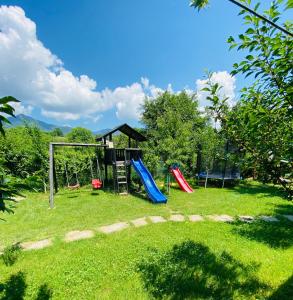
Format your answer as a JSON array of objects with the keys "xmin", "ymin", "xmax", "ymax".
[{"xmin": 92, "ymin": 179, "xmax": 102, "ymax": 189}]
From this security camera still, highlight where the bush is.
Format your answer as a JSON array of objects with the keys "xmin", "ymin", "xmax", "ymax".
[{"xmin": 1, "ymin": 244, "xmax": 21, "ymax": 266}]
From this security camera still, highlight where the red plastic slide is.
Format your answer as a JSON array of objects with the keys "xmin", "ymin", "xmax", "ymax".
[{"xmin": 170, "ymin": 167, "xmax": 193, "ymax": 193}]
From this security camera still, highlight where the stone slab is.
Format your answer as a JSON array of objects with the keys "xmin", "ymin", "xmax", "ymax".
[
  {"xmin": 169, "ymin": 214, "xmax": 185, "ymax": 222},
  {"xmin": 208, "ymin": 215, "xmax": 234, "ymax": 222},
  {"xmin": 65, "ymin": 230, "xmax": 95, "ymax": 242},
  {"xmin": 149, "ymin": 216, "xmax": 167, "ymax": 223},
  {"xmin": 188, "ymin": 215, "xmax": 204, "ymax": 222},
  {"xmin": 239, "ymin": 216, "xmax": 255, "ymax": 223},
  {"xmin": 259, "ymin": 216, "xmax": 279, "ymax": 222},
  {"xmin": 98, "ymin": 222, "xmax": 129, "ymax": 234},
  {"xmin": 283, "ymin": 215, "xmax": 293, "ymax": 222},
  {"xmin": 131, "ymin": 217, "xmax": 148, "ymax": 227},
  {"xmin": 21, "ymin": 239, "xmax": 52, "ymax": 251}
]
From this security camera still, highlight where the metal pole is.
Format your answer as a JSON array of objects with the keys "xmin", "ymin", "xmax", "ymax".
[
  {"xmin": 49, "ymin": 143, "xmax": 54, "ymax": 208},
  {"xmin": 205, "ymin": 169, "xmax": 208, "ymax": 189}
]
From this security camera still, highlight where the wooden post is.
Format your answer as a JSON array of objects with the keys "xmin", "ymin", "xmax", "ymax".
[
  {"xmin": 53, "ymin": 157, "xmax": 58, "ymax": 193},
  {"xmin": 104, "ymin": 137, "xmax": 108, "ymax": 184},
  {"xmin": 48, "ymin": 142, "xmax": 107, "ymax": 208},
  {"xmin": 49, "ymin": 143, "xmax": 54, "ymax": 208}
]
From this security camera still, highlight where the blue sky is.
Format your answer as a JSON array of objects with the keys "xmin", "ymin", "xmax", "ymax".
[{"xmin": 0, "ymin": 0, "xmax": 289, "ymax": 130}]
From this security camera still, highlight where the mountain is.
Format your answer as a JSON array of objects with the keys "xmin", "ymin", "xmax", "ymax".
[
  {"xmin": 6, "ymin": 114, "xmax": 109, "ymax": 135},
  {"xmin": 6, "ymin": 114, "xmax": 72, "ymax": 134},
  {"xmin": 93, "ymin": 128, "xmax": 112, "ymax": 136}
]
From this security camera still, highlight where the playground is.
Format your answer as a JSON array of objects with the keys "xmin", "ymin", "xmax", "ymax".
[
  {"xmin": 0, "ymin": 1, "xmax": 292, "ymax": 298},
  {"xmin": 1, "ymin": 124, "xmax": 292, "ymax": 299},
  {"xmin": 0, "ymin": 182, "xmax": 292, "ymax": 299},
  {"xmin": 48, "ymin": 124, "xmax": 196, "ymax": 207}
]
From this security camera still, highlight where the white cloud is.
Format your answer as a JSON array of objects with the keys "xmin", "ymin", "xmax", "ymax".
[
  {"xmin": 0, "ymin": 6, "xmax": 163, "ymax": 122},
  {"xmin": 12, "ymin": 102, "xmax": 34, "ymax": 115},
  {"xmin": 0, "ymin": 6, "xmax": 237, "ymax": 124},
  {"xmin": 196, "ymin": 71, "xmax": 236, "ymax": 108}
]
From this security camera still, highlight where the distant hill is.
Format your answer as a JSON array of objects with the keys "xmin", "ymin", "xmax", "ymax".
[
  {"xmin": 6, "ymin": 114, "xmax": 72, "ymax": 134},
  {"xmin": 93, "ymin": 128, "xmax": 112, "ymax": 136},
  {"xmin": 6, "ymin": 114, "xmax": 109, "ymax": 136}
]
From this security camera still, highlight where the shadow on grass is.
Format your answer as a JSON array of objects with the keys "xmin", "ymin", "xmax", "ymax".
[
  {"xmin": 137, "ymin": 240, "xmax": 269, "ymax": 299},
  {"xmin": 268, "ymin": 274, "xmax": 293, "ymax": 300},
  {"xmin": 273, "ymin": 203, "xmax": 293, "ymax": 216},
  {"xmin": 0, "ymin": 272, "xmax": 52, "ymax": 300},
  {"xmin": 130, "ymin": 190, "xmax": 151, "ymax": 203},
  {"xmin": 90, "ymin": 192, "xmax": 100, "ymax": 196},
  {"xmin": 232, "ymin": 220, "xmax": 293, "ymax": 249},
  {"xmin": 35, "ymin": 284, "xmax": 53, "ymax": 300},
  {"xmin": 229, "ymin": 183, "xmax": 286, "ymax": 199},
  {"xmin": 0, "ymin": 271, "xmax": 27, "ymax": 300}
]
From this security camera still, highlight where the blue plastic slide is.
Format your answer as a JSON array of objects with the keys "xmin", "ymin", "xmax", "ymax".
[{"xmin": 131, "ymin": 158, "xmax": 167, "ymax": 203}]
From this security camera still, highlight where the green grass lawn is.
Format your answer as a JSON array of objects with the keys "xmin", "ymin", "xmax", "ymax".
[{"xmin": 0, "ymin": 182, "xmax": 292, "ymax": 299}]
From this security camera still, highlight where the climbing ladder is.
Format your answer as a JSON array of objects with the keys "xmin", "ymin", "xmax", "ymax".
[
  {"xmin": 112, "ymin": 149, "xmax": 128, "ymax": 195},
  {"xmin": 115, "ymin": 161, "xmax": 128, "ymax": 195}
]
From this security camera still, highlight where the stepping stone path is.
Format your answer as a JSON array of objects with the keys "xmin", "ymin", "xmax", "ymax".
[
  {"xmin": 208, "ymin": 215, "xmax": 234, "ymax": 222},
  {"xmin": 149, "ymin": 216, "xmax": 167, "ymax": 223},
  {"xmin": 239, "ymin": 216, "xmax": 255, "ymax": 223},
  {"xmin": 189, "ymin": 215, "xmax": 204, "ymax": 222},
  {"xmin": 131, "ymin": 217, "xmax": 148, "ymax": 227},
  {"xmin": 12, "ymin": 213, "xmax": 292, "ymax": 252},
  {"xmin": 65, "ymin": 230, "xmax": 94, "ymax": 242},
  {"xmin": 169, "ymin": 214, "xmax": 185, "ymax": 222},
  {"xmin": 283, "ymin": 215, "xmax": 293, "ymax": 222},
  {"xmin": 260, "ymin": 216, "xmax": 279, "ymax": 222},
  {"xmin": 14, "ymin": 196, "xmax": 26, "ymax": 202},
  {"xmin": 98, "ymin": 222, "xmax": 129, "ymax": 234},
  {"xmin": 21, "ymin": 239, "xmax": 52, "ymax": 251}
]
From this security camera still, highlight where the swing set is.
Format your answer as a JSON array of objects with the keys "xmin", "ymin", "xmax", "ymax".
[
  {"xmin": 49, "ymin": 142, "xmax": 107, "ymax": 208},
  {"xmin": 63, "ymin": 156, "xmax": 102, "ymax": 190}
]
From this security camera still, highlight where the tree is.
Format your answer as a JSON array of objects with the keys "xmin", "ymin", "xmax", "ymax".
[
  {"xmin": 51, "ymin": 128, "xmax": 63, "ymax": 137},
  {"xmin": 200, "ymin": 1, "xmax": 293, "ymax": 197},
  {"xmin": 0, "ymin": 96, "xmax": 19, "ymax": 136},
  {"xmin": 190, "ymin": 0, "xmax": 293, "ymax": 37},
  {"xmin": 66, "ymin": 127, "xmax": 94, "ymax": 143},
  {"xmin": 0, "ymin": 96, "xmax": 22, "ymax": 213},
  {"xmin": 141, "ymin": 91, "xmax": 205, "ymax": 175}
]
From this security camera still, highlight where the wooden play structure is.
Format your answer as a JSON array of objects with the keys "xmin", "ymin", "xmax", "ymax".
[
  {"xmin": 96, "ymin": 124, "xmax": 147, "ymax": 195},
  {"xmin": 49, "ymin": 124, "xmax": 147, "ymax": 208}
]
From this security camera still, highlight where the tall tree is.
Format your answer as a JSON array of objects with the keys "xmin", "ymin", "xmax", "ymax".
[
  {"xmin": 200, "ymin": 1, "xmax": 293, "ymax": 197},
  {"xmin": 141, "ymin": 91, "xmax": 204, "ymax": 174},
  {"xmin": 190, "ymin": 0, "xmax": 293, "ymax": 36},
  {"xmin": 0, "ymin": 96, "xmax": 22, "ymax": 213},
  {"xmin": 66, "ymin": 127, "xmax": 94, "ymax": 144}
]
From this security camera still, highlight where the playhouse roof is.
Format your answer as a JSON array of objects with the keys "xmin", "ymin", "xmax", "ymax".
[{"xmin": 96, "ymin": 123, "xmax": 147, "ymax": 142}]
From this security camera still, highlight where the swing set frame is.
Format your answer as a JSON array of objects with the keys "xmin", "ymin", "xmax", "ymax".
[{"xmin": 49, "ymin": 142, "xmax": 107, "ymax": 208}]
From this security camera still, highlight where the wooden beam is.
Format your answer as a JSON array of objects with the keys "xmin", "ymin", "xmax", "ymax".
[
  {"xmin": 49, "ymin": 143, "xmax": 54, "ymax": 208},
  {"xmin": 53, "ymin": 156, "xmax": 58, "ymax": 193},
  {"xmin": 51, "ymin": 142, "xmax": 107, "ymax": 147}
]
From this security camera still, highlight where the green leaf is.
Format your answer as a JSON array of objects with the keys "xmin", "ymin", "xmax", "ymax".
[
  {"xmin": 286, "ymin": 0, "xmax": 293, "ymax": 10},
  {"xmin": 227, "ymin": 36, "xmax": 235, "ymax": 43},
  {"xmin": 246, "ymin": 28, "xmax": 255, "ymax": 35},
  {"xmin": 246, "ymin": 55, "xmax": 254, "ymax": 61},
  {"xmin": 190, "ymin": 0, "xmax": 210, "ymax": 10}
]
